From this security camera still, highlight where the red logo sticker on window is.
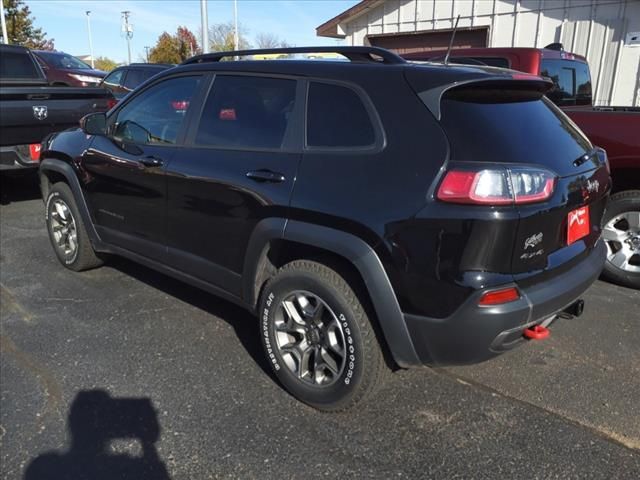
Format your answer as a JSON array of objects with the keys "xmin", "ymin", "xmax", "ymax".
[
  {"xmin": 567, "ymin": 205, "xmax": 590, "ymax": 245},
  {"xmin": 219, "ymin": 108, "xmax": 237, "ymax": 121},
  {"xmin": 171, "ymin": 100, "xmax": 189, "ymax": 110}
]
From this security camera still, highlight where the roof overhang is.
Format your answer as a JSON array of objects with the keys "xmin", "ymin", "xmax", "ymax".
[{"xmin": 316, "ymin": 0, "xmax": 383, "ymax": 39}]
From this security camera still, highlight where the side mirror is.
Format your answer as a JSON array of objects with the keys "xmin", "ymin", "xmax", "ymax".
[{"xmin": 80, "ymin": 112, "xmax": 107, "ymax": 135}]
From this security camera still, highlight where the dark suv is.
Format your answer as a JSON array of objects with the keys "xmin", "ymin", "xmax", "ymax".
[
  {"xmin": 100, "ymin": 63, "xmax": 173, "ymax": 100},
  {"xmin": 39, "ymin": 47, "xmax": 609, "ymax": 411}
]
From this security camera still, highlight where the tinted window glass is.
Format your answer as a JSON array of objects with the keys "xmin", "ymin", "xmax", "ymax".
[
  {"xmin": 195, "ymin": 75, "xmax": 296, "ymax": 149},
  {"xmin": 113, "ymin": 76, "xmax": 200, "ymax": 145},
  {"xmin": 541, "ymin": 59, "xmax": 592, "ymax": 106},
  {"xmin": 103, "ymin": 69, "xmax": 124, "ymax": 87},
  {"xmin": 439, "ymin": 88, "xmax": 591, "ymax": 172},
  {"xmin": 470, "ymin": 57, "xmax": 510, "ymax": 68},
  {"xmin": 307, "ymin": 82, "xmax": 375, "ymax": 148},
  {"xmin": 0, "ymin": 51, "xmax": 41, "ymax": 79},
  {"xmin": 123, "ymin": 69, "xmax": 152, "ymax": 90},
  {"xmin": 36, "ymin": 51, "xmax": 91, "ymax": 69}
]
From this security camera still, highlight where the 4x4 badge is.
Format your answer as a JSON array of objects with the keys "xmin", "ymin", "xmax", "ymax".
[
  {"xmin": 33, "ymin": 105, "xmax": 48, "ymax": 121},
  {"xmin": 524, "ymin": 232, "xmax": 543, "ymax": 249}
]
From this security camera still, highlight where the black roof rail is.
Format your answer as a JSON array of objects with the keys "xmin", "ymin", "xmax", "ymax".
[{"xmin": 181, "ymin": 46, "xmax": 406, "ymax": 65}]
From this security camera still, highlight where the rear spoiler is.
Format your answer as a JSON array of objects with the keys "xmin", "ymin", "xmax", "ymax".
[{"xmin": 411, "ymin": 73, "xmax": 553, "ymax": 120}]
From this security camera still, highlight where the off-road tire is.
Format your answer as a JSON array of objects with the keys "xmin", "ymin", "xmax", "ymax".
[{"xmin": 259, "ymin": 260, "xmax": 388, "ymax": 411}]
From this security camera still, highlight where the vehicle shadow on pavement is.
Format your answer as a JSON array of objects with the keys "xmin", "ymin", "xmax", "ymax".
[
  {"xmin": 106, "ymin": 256, "xmax": 278, "ymax": 383},
  {"xmin": 0, "ymin": 172, "xmax": 41, "ymax": 205},
  {"xmin": 24, "ymin": 389, "xmax": 171, "ymax": 480}
]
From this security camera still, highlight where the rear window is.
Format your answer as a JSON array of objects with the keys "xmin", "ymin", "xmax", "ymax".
[
  {"xmin": 540, "ymin": 59, "xmax": 591, "ymax": 106},
  {"xmin": 439, "ymin": 87, "xmax": 592, "ymax": 172},
  {"xmin": 0, "ymin": 50, "xmax": 41, "ymax": 79}
]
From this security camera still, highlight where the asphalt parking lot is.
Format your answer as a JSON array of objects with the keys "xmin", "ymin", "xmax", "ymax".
[{"xmin": 1, "ymin": 174, "xmax": 639, "ymax": 479}]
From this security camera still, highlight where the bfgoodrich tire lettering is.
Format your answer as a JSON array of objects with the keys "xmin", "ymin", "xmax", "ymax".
[{"xmin": 259, "ymin": 260, "xmax": 387, "ymax": 411}]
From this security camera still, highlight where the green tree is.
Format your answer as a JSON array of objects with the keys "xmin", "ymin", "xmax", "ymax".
[
  {"xmin": 208, "ymin": 21, "xmax": 250, "ymax": 52},
  {"xmin": 94, "ymin": 56, "xmax": 118, "ymax": 72},
  {"xmin": 148, "ymin": 27, "xmax": 200, "ymax": 64},
  {"xmin": 2, "ymin": 0, "xmax": 54, "ymax": 50},
  {"xmin": 148, "ymin": 32, "xmax": 182, "ymax": 64}
]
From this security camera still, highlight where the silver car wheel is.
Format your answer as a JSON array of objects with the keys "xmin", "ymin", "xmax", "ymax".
[
  {"xmin": 274, "ymin": 290, "xmax": 347, "ymax": 386},
  {"xmin": 602, "ymin": 211, "xmax": 640, "ymax": 274}
]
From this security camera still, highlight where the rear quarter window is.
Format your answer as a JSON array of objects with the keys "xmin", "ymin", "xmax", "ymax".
[{"xmin": 306, "ymin": 82, "xmax": 376, "ymax": 149}]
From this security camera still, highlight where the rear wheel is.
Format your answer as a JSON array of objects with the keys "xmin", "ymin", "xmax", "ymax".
[
  {"xmin": 601, "ymin": 190, "xmax": 640, "ymax": 289},
  {"xmin": 259, "ymin": 260, "xmax": 388, "ymax": 411},
  {"xmin": 45, "ymin": 182, "xmax": 103, "ymax": 271}
]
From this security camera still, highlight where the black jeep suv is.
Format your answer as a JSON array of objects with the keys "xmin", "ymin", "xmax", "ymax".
[{"xmin": 39, "ymin": 47, "xmax": 609, "ymax": 411}]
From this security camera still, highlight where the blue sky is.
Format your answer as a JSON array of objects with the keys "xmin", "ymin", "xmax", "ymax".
[{"xmin": 27, "ymin": 0, "xmax": 358, "ymax": 64}]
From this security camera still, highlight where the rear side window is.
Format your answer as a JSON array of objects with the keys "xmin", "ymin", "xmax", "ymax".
[
  {"xmin": 0, "ymin": 51, "xmax": 41, "ymax": 79},
  {"xmin": 438, "ymin": 87, "xmax": 592, "ymax": 171},
  {"xmin": 195, "ymin": 75, "xmax": 297, "ymax": 150},
  {"xmin": 123, "ymin": 69, "xmax": 155, "ymax": 90},
  {"xmin": 103, "ymin": 69, "xmax": 124, "ymax": 87},
  {"xmin": 306, "ymin": 82, "xmax": 375, "ymax": 148},
  {"xmin": 540, "ymin": 59, "xmax": 592, "ymax": 106}
]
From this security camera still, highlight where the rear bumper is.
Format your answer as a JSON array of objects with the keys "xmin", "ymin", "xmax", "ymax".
[
  {"xmin": 404, "ymin": 240, "xmax": 606, "ymax": 365},
  {"xmin": 0, "ymin": 145, "xmax": 38, "ymax": 171}
]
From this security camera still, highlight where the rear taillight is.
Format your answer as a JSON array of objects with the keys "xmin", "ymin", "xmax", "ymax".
[
  {"xmin": 437, "ymin": 167, "xmax": 556, "ymax": 205},
  {"xmin": 479, "ymin": 287, "xmax": 520, "ymax": 306},
  {"xmin": 29, "ymin": 143, "xmax": 41, "ymax": 162},
  {"xmin": 107, "ymin": 98, "xmax": 117, "ymax": 109}
]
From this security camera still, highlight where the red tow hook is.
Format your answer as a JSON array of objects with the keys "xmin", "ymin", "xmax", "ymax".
[{"xmin": 523, "ymin": 325, "xmax": 550, "ymax": 340}]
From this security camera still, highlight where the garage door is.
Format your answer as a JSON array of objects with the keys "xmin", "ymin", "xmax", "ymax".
[{"xmin": 368, "ymin": 27, "xmax": 488, "ymax": 55}]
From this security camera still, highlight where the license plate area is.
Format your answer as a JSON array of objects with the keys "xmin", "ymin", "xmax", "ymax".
[{"xmin": 567, "ymin": 205, "xmax": 590, "ymax": 245}]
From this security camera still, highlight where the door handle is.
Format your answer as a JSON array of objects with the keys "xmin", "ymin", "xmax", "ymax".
[
  {"xmin": 140, "ymin": 156, "xmax": 163, "ymax": 167},
  {"xmin": 246, "ymin": 169, "xmax": 286, "ymax": 183}
]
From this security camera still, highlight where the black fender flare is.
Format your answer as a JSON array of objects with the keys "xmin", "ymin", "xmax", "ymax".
[
  {"xmin": 243, "ymin": 218, "xmax": 421, "ymax": 368},
  {"xmin": 39, "ymin": 158, "xmax": 105, "ymax": 250}
]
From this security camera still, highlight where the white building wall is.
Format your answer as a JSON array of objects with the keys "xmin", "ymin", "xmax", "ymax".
[{"xmin": 340, "ymin": 0, "xmax": 640, "ymax": 106}]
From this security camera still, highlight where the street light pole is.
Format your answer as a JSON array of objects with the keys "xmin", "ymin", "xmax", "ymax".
[
  {"xmin": 233, "ymin": 0, "xmax": 239, "ymax": 51},
  {"xmin": 200, "ymin": 0, "xmax": 209, "ymax": 54},
  {"xmin": 144, "ymin": 46, "xmax": 150, "ymax": 63},
  {"xmin": 1, "ymin": 0, "xmax": 9, "ymax": 44},
  {"xmin": 86, "ymin": 11, "xmax": 95, "ymax": 68},
  {"xmin": 121, "ymin": 10, "xmax": 133, "ymax": 65}
]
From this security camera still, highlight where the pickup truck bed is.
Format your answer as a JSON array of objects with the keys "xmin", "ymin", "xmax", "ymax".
[{"xmin": 0, "ymin": 44, "xmax": 114, "ymax": 171}]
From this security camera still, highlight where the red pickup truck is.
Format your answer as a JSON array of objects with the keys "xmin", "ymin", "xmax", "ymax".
[{"xmin": 405, "ymin": 45, "xmax": 639, "ymax": 289}]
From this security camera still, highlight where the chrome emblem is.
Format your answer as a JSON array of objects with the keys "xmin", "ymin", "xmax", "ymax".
[
  {"xmin": 585, "ymin": 179, "xmax": 599, "ymax": 194},
  {"xmin": 524, "ymin": 232, "xmax": 543, "ymax": 249},
  {"xmin": 33, "ymin": 105, "xmax": 48, "ymax": 121}
]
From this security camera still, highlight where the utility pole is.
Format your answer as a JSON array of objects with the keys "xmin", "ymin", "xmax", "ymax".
[
  {"xmin": 144, "ymin": 46, "xmax": 150, "ymax": 63},
  {"xmin": 86, "ymin": 11, "xmax": 95, "ymax": 68},
  {"xmin": 200, "ymin": 0, "xmax": 209, "ymax": 54},
  {"xmin": 233, "ymin": 0, "xmax": 239, "ymax": 51},
  {"xmin": 121, "ymin": 11, "xmax": 133, "ymax": 65},
  {"xmin": 1, "ymin": 0, "xmax": 9, "ymax": 44}
]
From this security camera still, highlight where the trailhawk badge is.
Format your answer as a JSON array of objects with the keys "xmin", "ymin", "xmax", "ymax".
[
  {"xmin": 33, "ymin": 105, "xmax": 48, "ymax": 121},
  {"xmin": 524, "ymin": 232, "xmax": 543, "ymax": 249}
]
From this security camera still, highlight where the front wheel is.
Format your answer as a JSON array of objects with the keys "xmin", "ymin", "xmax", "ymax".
[
  {"xmin": 45, "ymin": 182, "xmax": 103, "ymax": 272},
  {"xmin": 259, "ymin": 260, "xmax": 388, "ymax": 411},
  {"xmin": 601, "ymin": 190, "xmax": 640, "ymax": 289}
]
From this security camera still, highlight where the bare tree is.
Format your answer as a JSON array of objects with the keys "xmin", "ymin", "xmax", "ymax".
[
  {"xmin": 255, "ymin": 32, "xmax": 291, "ymax": 49},
  {"xmin": 207, "ymin": 22, "xmax": 250, "ymax": 52}
]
